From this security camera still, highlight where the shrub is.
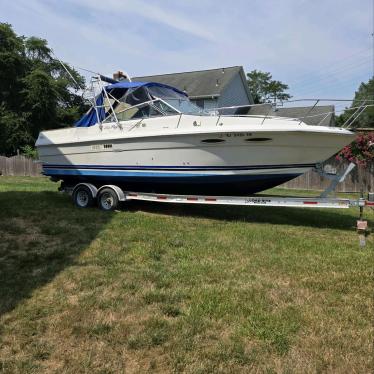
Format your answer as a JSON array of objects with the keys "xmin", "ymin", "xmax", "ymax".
[
  {"xmin": 21, "ymin": 145, "xmax": 38, "ymax": 159},
  {"xmin": 336, "ymin": 133, "xmax": 374, "ymax": 166}
]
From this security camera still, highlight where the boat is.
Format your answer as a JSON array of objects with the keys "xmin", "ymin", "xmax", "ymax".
[{"xmin": 35, "ymin": 79, "xmax": 355, "ymax": 196}]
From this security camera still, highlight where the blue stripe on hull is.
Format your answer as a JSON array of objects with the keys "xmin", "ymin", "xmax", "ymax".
[{"xmin": 44, "ymin": 169, "xmax": 203, "ymax": 177}]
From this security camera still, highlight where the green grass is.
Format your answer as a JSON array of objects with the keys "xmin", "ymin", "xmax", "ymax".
[{"xmin": 0, "ymin": 176, "xmax": 373, "ymax": 373}]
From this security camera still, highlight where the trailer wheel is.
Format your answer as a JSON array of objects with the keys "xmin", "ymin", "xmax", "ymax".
[
  {"xmin": 73, "ymin": 185, "xmax": 95, "ymax": 208},
  {"xmin": 97, "ymin": 188, "xmax": 119, "ymax": 211}
]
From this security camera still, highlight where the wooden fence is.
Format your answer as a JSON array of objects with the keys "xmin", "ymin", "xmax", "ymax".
[
  {"xmin": 281, "ymin": 158, "xmax": 374, "ymax": 192},
  {"xmin": 0, "ymin": 155, "xmax": 373, "ymax": 192},
  {"xmin": 0, "ymin": 155, "xmax": 42, "ymax": 177}
]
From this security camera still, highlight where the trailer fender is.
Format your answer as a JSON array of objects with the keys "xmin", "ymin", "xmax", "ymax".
[
  {"xmin": 73, "ymin": 183, "xmax": 98, "ymax": 198},
  {"xmin": 97, "ymin": 185, "xmax": 126, "ymax": 201}
]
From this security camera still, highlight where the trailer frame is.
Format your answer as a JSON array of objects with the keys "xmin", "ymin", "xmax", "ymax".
[
  {"xmin": 66, "ymin": 181, "xmax": 374, "ymax": 211},
  {"xmin": 63, "ymin": 162, "xmax": 373, "ymax": 212}
]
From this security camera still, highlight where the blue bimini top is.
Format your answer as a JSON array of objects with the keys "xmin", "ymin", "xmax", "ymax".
[{"xmin": 75, "ymin": 81, "xmax": 187, "ymax": 127}]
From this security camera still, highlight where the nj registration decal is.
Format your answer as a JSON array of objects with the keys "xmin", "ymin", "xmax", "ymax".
[{"xmin": 224, "ymin": 132, "xmax": 252, "ymax": 137}]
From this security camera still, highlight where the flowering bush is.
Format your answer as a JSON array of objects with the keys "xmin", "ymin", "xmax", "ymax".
[{"xmin": 336, "ymin": 133, "xmax": 374, "ymax": 166}]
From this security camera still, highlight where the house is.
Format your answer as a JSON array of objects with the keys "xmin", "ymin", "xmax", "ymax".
[{"xmin": 132, "ymin": 66, "xmax": 253, "ymax": 110}]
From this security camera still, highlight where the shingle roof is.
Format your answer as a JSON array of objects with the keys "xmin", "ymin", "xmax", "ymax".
[
  {"xmin": 133, "ymin": 66, "xmax": 251, "ymax": 100},
  {"xmin": 248, "ymin": 105, "xmax": 335, "ymax": 126}
]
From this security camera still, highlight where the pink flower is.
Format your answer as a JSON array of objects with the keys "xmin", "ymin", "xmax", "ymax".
[{"xmin": 337, "ymin": 132, "xmax": 374, "ymax": 167}]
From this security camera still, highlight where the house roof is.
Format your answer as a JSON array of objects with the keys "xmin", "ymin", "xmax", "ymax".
[
  {"xmin": 249, "ymin": 105, "xmax": 335, "ymax": 126},
  {"xmin": 133, "ymin": 66, "xmax": 252, "ymax": 102},
  {"xmin": 275, "ymin": 105, "xmax": 335, "ymax": 126}
]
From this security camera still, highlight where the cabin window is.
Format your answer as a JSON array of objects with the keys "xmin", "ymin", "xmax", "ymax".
[{"xmin": 194, "ymin": 99, "xmax": 204, "ymax": 108}]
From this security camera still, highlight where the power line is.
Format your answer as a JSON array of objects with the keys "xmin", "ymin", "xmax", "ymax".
[
  {"xmin": 290, "ymin": 56, "xmax": 371, "ymax": 85},
  {"xmin": 292, "ymin": 75, "xmax": 371, "ymax": 98},
  {"xmin": 292, "ymin": 2, "xmax": 373, "ymax": 98},
  {"xmin": 289, "ymin": 53, "xmax": 371, "ymax": 85},
  {"xmin": 293, "ymin": 73, "xmax": 371, "ymax": 96},
  {"xmin": 287, "ymin": 47, "xmax": 372, "ymax": 82},
  {"xmin": 290, "ymin": 61, "xmax": 371, "ymax": 94},
  {"xmin": 289, "ymin": 56, "xmax": 372, "ymax": 89}
]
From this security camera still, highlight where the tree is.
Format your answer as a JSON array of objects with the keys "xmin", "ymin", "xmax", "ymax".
[
  {"xmin": 0, "ymin": 105, "xmax": 31, "ymax": 156},
  {"xmin": 0, "ymin": 23, "xmax": 87, "ymax": 156},
  {"xmin": 246, "ymin": 69, "xmax": 291, "ymax": 104},
  {"xmin": 336, "ymin": 78, "xmax": 374, "ymax": 128}
]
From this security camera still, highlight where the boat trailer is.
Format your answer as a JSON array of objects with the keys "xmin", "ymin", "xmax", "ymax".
[{"xmin": 61, "ymin": 163, "xmax": 373, "ymax": 246}]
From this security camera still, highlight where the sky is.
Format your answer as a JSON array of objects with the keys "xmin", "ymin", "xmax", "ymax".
[{"xmin": 1, "ymin": 0, "xmax": 373, "ymax": 110}]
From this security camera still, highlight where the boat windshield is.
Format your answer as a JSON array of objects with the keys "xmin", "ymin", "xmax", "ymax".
[
  {"xmin": 148, "ymin": 86, "xmax": 207, "ymax": 115},
  {"xmin": 103, "ymin": 85, "xmax": 207, "ymax": 123},
  {"xmin": 103, "ymin": 86, "xmax": 159, "ymax": 122}
]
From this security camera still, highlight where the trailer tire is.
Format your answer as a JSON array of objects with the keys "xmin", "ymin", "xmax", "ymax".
[
  {"xmin": 72, "ymin": 185, "xmax": 95, "ymax": 208},
  {"xmin": 97, "ymin": 187, "xmax": 119, "ymax": 211}
]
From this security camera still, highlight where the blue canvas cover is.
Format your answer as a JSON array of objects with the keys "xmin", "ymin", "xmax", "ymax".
[
  {"xmin": 104, "ymin": 81, "xmax": 187, "ymax": 95},
  {"xmin": 75, "ymin": 81, "xmax": 187, "ymax": 127},
  {"xmin": 75, "ymin": 94, "xmax": 105, "ymax": 127}
]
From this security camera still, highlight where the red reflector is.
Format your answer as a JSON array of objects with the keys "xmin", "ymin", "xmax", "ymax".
[
  {"xmin": 205, "ymin": 198, "xmax": 217, "ymax": 202},
  {"xmin": 366, "ymin": 201, "xmax": 374, "ymax": 206},
  {"xmin": 303, "ymin": 201, "xmax": 318, "ymax": 205},
  {"xmin": 157, "ymin": 195, "xmax": 167, "ymax": 200},
  {"xmin": 187, "ymin": 197, "xmax": 198, "ymax": 201}
]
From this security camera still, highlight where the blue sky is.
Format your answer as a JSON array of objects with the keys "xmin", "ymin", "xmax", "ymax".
[{"xmin": 1, "ymin": 0, "xmax": 373, "ymax": 107}]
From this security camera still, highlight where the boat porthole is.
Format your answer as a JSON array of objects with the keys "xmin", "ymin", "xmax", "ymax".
[{"xmin": 201, "ymin": 139, "xmax": 225, "ymax": 143}]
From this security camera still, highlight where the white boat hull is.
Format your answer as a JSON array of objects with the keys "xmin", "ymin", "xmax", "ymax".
[{"xmin": 36, "ymin": 114, "xmax": 355, "ymax": 195}]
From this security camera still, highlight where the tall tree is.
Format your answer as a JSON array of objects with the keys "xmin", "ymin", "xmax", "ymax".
[
  {"xmin": 246, "ymin": 69, "xmax": 291, "ymax": 104},
  {"xmin": 336, "ymin": 78, "xmax": 374, "ymax": 128},
  {"xmin": 0, "ymin": 23, "xmax": 87, "ymax": 156}
]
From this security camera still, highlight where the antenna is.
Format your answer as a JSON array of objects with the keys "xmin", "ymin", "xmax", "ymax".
[{"xmin": 52, "ymin": 52, "xmax": 84, "ymax": 91}]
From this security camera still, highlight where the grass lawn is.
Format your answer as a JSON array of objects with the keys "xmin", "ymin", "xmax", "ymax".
[{"xmin": 0, "ymin": 176, "xmax": 373, "ymax": 373}]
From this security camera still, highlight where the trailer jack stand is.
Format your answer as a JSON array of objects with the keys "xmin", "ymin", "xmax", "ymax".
[
  {"xmin": 357, "ymin": 220, "xmax": 368, "ymax": 247},
  {"xmin": 314, "ymin": 162, "xmax": 356, "ymax": 198}
]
